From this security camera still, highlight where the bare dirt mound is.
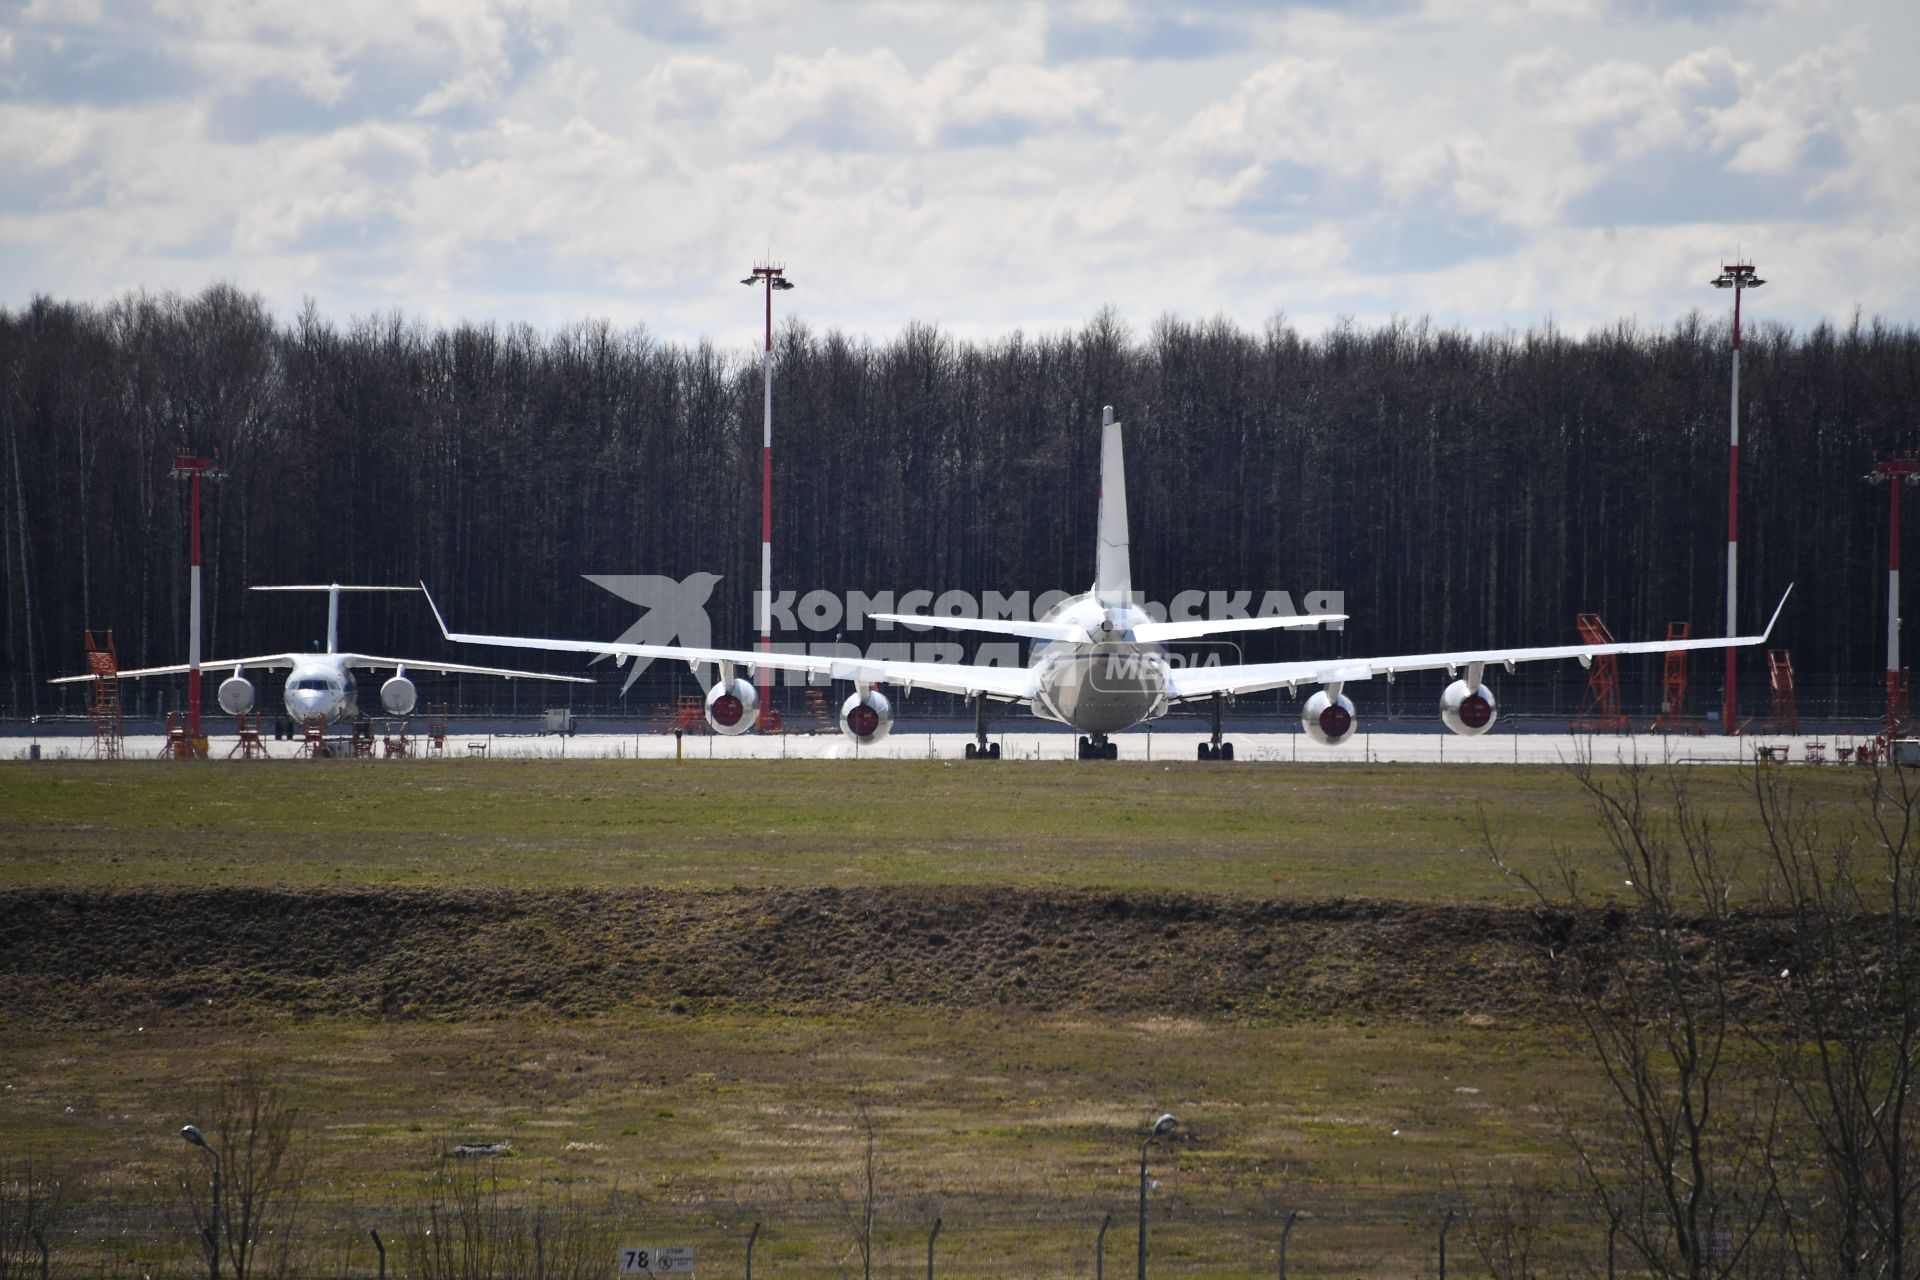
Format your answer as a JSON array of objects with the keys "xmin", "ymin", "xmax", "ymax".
[{"xmin": 0, "ymin": 886, "xmax": 1790, "ymax": 1026}]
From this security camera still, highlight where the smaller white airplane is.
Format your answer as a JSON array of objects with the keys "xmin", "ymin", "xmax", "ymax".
[{"xmin": 51, "ymin": 584, "xmax": 591, "ymax": 726}]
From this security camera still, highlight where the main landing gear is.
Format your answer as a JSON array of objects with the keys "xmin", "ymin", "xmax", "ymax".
[
  {"xmin": 964, "ymin": 693, "xmax": 1001, "ymax": 760},
  {"xmin": 1197, "ymin": 692, "xmax": 1235, "ymax": 761},
  {"xmin": 1078, "ymin": 734, "xmax": 1118, "ymax": 761}
]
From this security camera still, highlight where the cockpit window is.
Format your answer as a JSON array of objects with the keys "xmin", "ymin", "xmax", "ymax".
[{"xmin": 291, "ymin": 678, "xmax": 333, "ymax": 692}]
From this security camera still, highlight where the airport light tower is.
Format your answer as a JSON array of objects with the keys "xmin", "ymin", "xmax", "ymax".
[
  {"xmin": 1712, "ymin": 261, "xmax": 1764, "ymax": 734},
  {"xmin": 741, "ymin": 261, "xmax": 794, "ymax": 717},
  {"xmin": 1869, "ymin": 453, "xmax": 1920, "ymax": 739},
  {"xmin": 171, "ymin": 451, "xmax": 226, "ymax": 755}
]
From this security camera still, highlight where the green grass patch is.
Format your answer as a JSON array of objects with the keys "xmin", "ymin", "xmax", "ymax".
[{"xmin": 0, "ymin": 758, "xmax": 1862, "ymax": 900}]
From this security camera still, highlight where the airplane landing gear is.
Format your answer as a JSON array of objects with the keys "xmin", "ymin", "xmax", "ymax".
[
  {"xmin": 1078, "ymin": 734, "xmax": 1118, "ymax": 761},
  {"xmin": 1198, "ymin": 692, "xmax": 1235, "ymax": 761},
  {"xmin": 965, "ymin": 694, "xmax": 1000, "ymax": 760}
]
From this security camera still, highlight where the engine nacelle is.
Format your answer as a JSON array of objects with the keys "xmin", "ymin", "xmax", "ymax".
[
  {"xmin": 381, "ymin": 674, "xmax": 418, "ymax": 716},
  {"xmin": 704, "ymin": 677, "xmax": 761, "ymax": 736},
  {"xmin": 216, "ymin": 674, "xmax": 255, "ymax": 715},
  {"xmin": 1440, "ymin": 680, "xmax": 1497, "ymax": 736},
  {"xmin": 840, "ymin": 689, "xmax": 894, "ymax": 745},
  {"xmin": 1301, "ymin": 688, "xmax": 1357, "ymax": 746}
]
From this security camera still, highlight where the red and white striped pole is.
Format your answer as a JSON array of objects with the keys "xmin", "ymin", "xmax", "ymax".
[
  {"xmin": 1712, "ymin": 261, "xmax": 1764, "ymax": 735},
  {"xmin": 1870, "ymin": 455, "xmax": 1918, "ymax": 739},
  {"xmin": 171, "ymin": 452, "xmax": 224, "ymax": 755},
  {"xmin": 741, "ymin": 263, "xmax": 792, "ymax": 720}
]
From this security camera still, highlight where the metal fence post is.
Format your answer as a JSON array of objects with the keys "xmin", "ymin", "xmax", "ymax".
[
  {"xmin": 370, "ymin": 1228, "xmax": 385, "ymax": 1280},
  {"xmin": 1276, "ymin": 1210, "xmax": 1298, "ymax": 1280},
  {"xmin": 1097, "ymin": 1213, "xmax": 1113, "ymax": 1280},
  {"xmin": 1607, "ymin": 1209, "xmax": 1620, "ymax": 1280},
  {"xmin": 927, "ymin": 1217, "xmax": 941, "ymax": 1280},
  {"xmin": 1438, "ymin": 1208, "xmax": 1455, "ymax": 1280}
]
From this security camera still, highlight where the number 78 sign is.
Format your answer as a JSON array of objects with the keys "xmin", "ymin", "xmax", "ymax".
[{"xmin": 620, "ymin": 1246, "xmax": 695, "ymax": 1276}]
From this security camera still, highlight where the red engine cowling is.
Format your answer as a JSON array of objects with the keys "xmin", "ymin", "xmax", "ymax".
[
  {"xmin": 1440, "ymin": 679, "xmax": 1497, "ymax": 736},
  {"xmin": 1301, "ymin": 688, "xmax": 1357, "ymax": 746},
  {"xmin": 840, "ymin": 689, "xmax": 894, "ymax": 744},
  {"xmin": 217, "ymin": 674, "xmax": 255, "ymax": 715},
  {"xmin": 704, "ymin": 677, "xmax": 760, "ymax": 736}
]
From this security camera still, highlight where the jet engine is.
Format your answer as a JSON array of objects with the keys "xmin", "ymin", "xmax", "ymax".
[
  {"xmin": 840, "ymin": 688, "xmax": 894, "ymax": 745},
  {"xmin": 217, "ymin": 673, "xmax": 255, "ymax": 715},
  {"xmin": 381, "ymin": 674, "xmax": 418, "ymax": 716},
  {"xmin": 1301, "ymin": 687, "xmax": 1357, "ymax": 746},
  {"xmin": 704, "ymin": 676, "xmax": 761, "ymax": 736},
  {"xmin": 1440, "ymin": 679, "xmax": 1497, "ymax": 736}
]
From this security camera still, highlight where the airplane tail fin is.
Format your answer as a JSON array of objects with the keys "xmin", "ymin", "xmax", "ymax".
[
  {"xmin": 251, "ymin": 584, "xmax": 418, "ymax": 654},
  {"xmin": 1096, "ymin": 405, "xmax": 1132, "ymax": 609}
]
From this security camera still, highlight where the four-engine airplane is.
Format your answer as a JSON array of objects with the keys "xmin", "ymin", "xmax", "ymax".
[
  {"xmin": 426, "ymin": 407, "xmax": 1789, "ymax": 760},
  {"xmin": 52, "ymin": 584, "xmax": 591, "ymax": 728}
]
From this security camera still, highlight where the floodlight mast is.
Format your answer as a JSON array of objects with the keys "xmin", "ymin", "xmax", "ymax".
[
  {"xmin": 741, "ymin": 262, "xmax": 794, "ymax": 717},
  {"xmin": 1868, "ymin": 454, "xmax": 1920, "ymax": 739},
  {"xmin": 170, "ymin": 452, "xmax": 227, "ymax": 754},
  {"xmin": 1711, "ymin": 261, "xmax": 1764, "ymax": 735}
]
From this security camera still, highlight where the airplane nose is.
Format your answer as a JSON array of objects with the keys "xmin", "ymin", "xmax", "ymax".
[{"xmin": 288, "ymin": 690, "xmax": 331, "ymax": 720}]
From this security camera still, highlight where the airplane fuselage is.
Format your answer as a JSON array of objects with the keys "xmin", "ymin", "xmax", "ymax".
[
  {"xmin": 1028, "ymin": 593, "xmax": 1171, "ymax": 734},
  {"xmin": 281, "ymin": 657, "xmax": 359, "ymax": 725}
]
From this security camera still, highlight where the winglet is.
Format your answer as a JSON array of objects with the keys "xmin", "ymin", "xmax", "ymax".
[
  {"xmin": 1761, "ymin": 583, "xmax": 1794, "ymax": 640},
  {"xmin": 420, "ymin": 581, "xmax": 453, "ymax": 639}
]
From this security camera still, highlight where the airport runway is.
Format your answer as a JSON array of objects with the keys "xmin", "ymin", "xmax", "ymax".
[{"xmin": 5, "ymin": 728, "xmax": 1871, "ymax": 766}]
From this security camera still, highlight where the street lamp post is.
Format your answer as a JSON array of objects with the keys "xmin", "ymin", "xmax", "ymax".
[
  {"xmin": 181, "ymin": 1123, "xmax": 221, "ymax": 1280},
  {"xmin": 739, "ymin": 262, "xmax": 795, "ymax": 723},
  {"xmin": 1137, "ymin": 1113, "xmax": 1177, "ymax": 1280},
  {"xmin": 1711, "ymin": 261, "xmax": 1765, "ymax": 735}
]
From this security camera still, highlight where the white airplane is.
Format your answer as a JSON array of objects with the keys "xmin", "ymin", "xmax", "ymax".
[
  {"xmin": 425, "ymin": 407, "xmax": 1790, "ymax": 761},
  {"xmin": 52, "ymin": 584, "xmax": 591, "ymax": 728}
]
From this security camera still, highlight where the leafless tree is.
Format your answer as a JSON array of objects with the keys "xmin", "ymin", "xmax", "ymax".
[
  {"xmin": 396, "ymin": 1158, "xmax": 606, "ymax": 1280},
  {"xmin": 1752, "ymin": 763, "xmax": 1920, "ymax": 1280},
  {"xmin": 836, "ymin": 1097, "xmax": 879, "ymax": 1280},
  {"xmin": 0, "ymin": 1152, "xmax": 66, "ymax": 1280},
  {"xmin": 1448, "ymin": 1162, "xmax": 1557, "ymax": 1280},
  {"xmin": 1484, "ymin": 755, "xmax": 1784, "ymax": 1280},
  {"xmin": 172, "ymin": 1067, "xmax": 308, "ymax": 1280}
]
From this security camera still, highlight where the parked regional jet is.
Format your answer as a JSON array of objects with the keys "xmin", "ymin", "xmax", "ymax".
[
  {"xmin": 52, "ymin": 585, "xmax": 591, "ymax": 727},
  {"xmin": 425, "ymin": 408, "xmax": 1789, "ymax": 761}
]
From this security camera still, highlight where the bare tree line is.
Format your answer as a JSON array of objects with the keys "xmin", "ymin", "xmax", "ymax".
[
  {"xmin": 1480, "ymin": 758, "xmax": 1920, "ymax": 1280},
  {"xmin": 3, "ymin": 287, "xmax": 1917, "ymax": 716}
]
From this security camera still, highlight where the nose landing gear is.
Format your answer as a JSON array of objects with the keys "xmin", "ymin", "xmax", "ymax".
[{"xmin": 1077, "ymin": 734, "xmax": 1118, "ymax": 761}]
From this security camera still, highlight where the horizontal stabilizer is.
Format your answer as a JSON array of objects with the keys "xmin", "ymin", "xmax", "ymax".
[
  {"xmin": 869, "ymin": 613, "xmax": 1085, "ymax": 643},
  {"xmin": 250, "ymin": 584, "xmax": 420, "ymax": 593}
]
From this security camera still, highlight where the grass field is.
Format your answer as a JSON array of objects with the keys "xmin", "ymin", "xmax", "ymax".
[
  {"xmin": 0, "ymin": 757, "xmax": 1868, "ymax": 1276},
  {"xmin": 0, "ymin": 757, "xmax": 1864, "ymax": 900}
]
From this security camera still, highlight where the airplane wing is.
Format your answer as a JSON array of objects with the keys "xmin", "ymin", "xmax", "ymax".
[
  {"xmin": 1167, "ymin": 586, "xmax": 1793, "ymax": 702},
  {"xmin": 49, "ymin": 654, "xmax": 297, "ymax": 683},
  {"xmin": 423, "ymin": 585, "xmax": 1037, "ymax": 702},
  {"xmin": 340, "ymin": 655, "xmax": 596, "ymax": 684}
]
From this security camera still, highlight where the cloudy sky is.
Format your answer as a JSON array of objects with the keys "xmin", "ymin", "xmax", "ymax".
[{"xmin": 3, "ymin": 0, "xmax": 1915, "ymax": 344}]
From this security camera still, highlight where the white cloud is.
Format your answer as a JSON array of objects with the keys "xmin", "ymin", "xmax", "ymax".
[{"xmin": 0, "ymin": 0, "xmax": 1913, "ymax": 340}]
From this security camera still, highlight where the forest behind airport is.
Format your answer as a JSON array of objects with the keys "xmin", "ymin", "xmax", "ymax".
[{"xmin": 2, "ymin": 284, "xmax": 1917, "ymax": 719}]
